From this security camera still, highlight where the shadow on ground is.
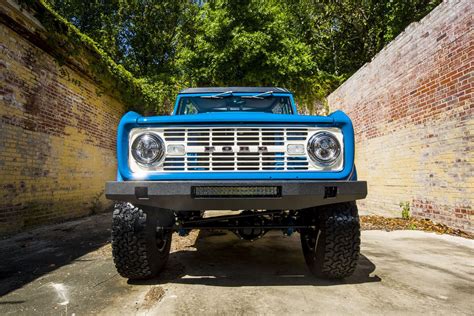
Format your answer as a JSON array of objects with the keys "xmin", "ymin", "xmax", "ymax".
[
  {"xmin": 131, "ymin": 230, "xmax": 381, "ymax": 287},
  {"xmin": 0, "ymin": 212, "xmax": 112, "ymax": 296},
  {"xmin": 0, "ymin": 213, "xmax": 380, "ymax": 299}
]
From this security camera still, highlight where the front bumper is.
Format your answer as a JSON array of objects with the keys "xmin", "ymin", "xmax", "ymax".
[{"xmin": 105, "ymin": 180, "xmax": 367, "ymax": 210}]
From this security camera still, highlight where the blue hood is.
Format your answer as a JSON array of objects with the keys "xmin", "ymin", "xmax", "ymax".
[{"xmin": 134, "ymin": 111, "xmax": 342, "ymax": 125}]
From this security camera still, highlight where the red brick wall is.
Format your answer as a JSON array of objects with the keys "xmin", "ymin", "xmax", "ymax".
[{"xmin": 327, "ymin": 0, "xmax": 473, "ymax": 232}]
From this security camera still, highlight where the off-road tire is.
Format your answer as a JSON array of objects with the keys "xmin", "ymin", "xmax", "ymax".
[
  {"xmin": 300, "ymin": 202, "xmax": 360, "ymax": 279},
  {"xmin": 111, "ymin": 202, "xmax": 173, "ymax": 279}
]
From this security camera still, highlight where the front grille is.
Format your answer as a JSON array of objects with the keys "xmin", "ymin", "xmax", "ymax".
[{"xmin": 162, "ymin": 127, "xmax": 310, "ymax": 172}]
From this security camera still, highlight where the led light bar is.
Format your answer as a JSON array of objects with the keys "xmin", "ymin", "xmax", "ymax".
[{"xmin": 192, "ymin": 186, "xmax": 281, "ymax": 198}]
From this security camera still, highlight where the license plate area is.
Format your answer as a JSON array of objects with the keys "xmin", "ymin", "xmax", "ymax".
[{"xmin": 192, "ymin": 186, "xmax": 281, "ymax": 198}]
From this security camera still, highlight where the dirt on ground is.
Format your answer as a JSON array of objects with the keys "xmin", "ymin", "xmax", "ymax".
[
  {"xmin": 142, "ymin": 286, "xmax": 166, "ymax": 309},
  {"xmin": 360, "ymin": 215, "xmax": 473, "ymax": 239}
]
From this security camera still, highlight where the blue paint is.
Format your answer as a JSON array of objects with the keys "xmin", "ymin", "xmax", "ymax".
[
  {"xmin": 178, "ymin": 228, "xmax": 189, "ymax": 237},
  {"xmin": 116, "ymin": 92, "xmax": 356, "ymax": 181},
  {"xmin": 285, "ymin": 227, "xmax": 294, "ymax": 237},
  {"xmin": 349, "ymin": 165, "xmax": 358, "ymax": 181},
  {"xmin": 137, "ymin": 111, "xmax": 333, "ymax": 125}
]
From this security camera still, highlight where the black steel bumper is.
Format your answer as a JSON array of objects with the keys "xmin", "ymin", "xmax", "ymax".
[{"xmin": 105, "ymin": 180, "xmax": 367, "ymax": 211}]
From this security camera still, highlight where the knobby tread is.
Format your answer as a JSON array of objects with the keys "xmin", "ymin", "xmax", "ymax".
[
  {"xmin": 111, "ymin": 202, "xmax": 171, "ymax": 279},
  {"xmin": 301, "ymin": 202, "xmax": 360, "ymax": 279}
]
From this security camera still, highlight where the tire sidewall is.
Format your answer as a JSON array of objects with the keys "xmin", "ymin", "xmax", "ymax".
[
  {"xmin": 111, "ymin": 203, "xmax": 174, "ymax": 279},
  {"xmin": 300, "ymin": 202, "xmax": 360, "ymax": 279},
  {"xmin": 141, "ymin": 210, "xmax": 172, "ymax": 274}
]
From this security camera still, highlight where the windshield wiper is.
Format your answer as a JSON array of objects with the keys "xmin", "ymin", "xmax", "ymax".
[
  {"xmin": 241, "ymin": 90, "xmax": 273, "ymax": 99},
  {"xmin": 200, "ymin": 91, "xmax": 233, "ymax": 99}
]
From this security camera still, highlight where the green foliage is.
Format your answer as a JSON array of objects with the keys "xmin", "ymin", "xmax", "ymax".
[
  {"xmin": 288, "ymin": 0, "xmax": 441, "ymax": 76},
  {"xmin": 31, "ymin": 0, "xmax": 441, "ymax": 113},
  {"xmin": 48, "ymin": 0, "xmax": 199, "ymax": 113},
  {"xmin": 51, "ymin": 0, "xmax": 199, "ymax": 80},
  {"xmin": 20, "ymin": 0, "xmax": 175, "ymax": 113},
  {"xmin": 176, "ymin": 0, "xmax": 342, "ymax": 112},
  {"xmin": 400, "ymin": 201, "xmax": 411, "ymax": 220}
]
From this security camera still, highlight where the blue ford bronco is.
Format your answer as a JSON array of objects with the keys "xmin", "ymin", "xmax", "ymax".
[{"xmin": 106, "ymin": 87, "xmax": 367, "ymax": 280}]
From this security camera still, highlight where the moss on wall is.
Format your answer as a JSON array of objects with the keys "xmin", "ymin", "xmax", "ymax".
[{"xmin": 15, "ymin": 0, "xmax": 168, "ymax": 114}]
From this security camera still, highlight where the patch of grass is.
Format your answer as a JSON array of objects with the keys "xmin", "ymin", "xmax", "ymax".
[
  {"xmin": 89, "ymin": 190, "xmax": 104, "ymax": 215},
  {"xmin": 408, "ymin": 223, "xmax": 417, "ymax": 230},
  {"xmin": 399, "ymin": 201, "xmax": 411, "ymax": 219}
]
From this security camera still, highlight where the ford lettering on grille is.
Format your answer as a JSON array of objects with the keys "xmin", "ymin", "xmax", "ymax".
[{"xmin": 161, "ymin": 127, "xmax": 310, "ymax": 171}]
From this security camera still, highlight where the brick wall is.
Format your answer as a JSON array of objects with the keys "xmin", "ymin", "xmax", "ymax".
[
  {"xmin": 327, "ymin": 0, "xmax": 473, "ymax": 232},
  {"xmin": 0, "ymin": 2, "xmax": 126, "ymax": 235}
]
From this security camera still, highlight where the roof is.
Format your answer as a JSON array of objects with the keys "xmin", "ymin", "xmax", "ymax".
[{"xmin": 179, "ymin": 87, "xmax": 292, "ymax": 94}]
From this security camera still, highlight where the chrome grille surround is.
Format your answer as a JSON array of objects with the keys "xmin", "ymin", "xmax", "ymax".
[{"xmin": 129, "ymin": 127, "xmax": 343, "ymax": 172}]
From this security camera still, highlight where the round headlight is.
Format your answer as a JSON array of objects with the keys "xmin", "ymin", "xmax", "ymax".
[
  {"xmin": 131, "ymin": 133, "xmax": 164, "ymax": 165},
  {"xmin": 307, "ymin": 132, "xmax": 341, "ymax": 165}
]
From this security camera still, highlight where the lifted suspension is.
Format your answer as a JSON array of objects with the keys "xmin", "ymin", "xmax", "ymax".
[{"xmin": 173, "ymin": 210, "xmax": 313, "ymax": 240}]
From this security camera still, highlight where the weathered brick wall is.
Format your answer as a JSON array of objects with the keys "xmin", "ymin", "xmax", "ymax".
[
  {"xmin": 327, "ymin": 0, "xmax": 473, "ymax": 232},
  {"xmin": 0, "ymin": 2, "xmax": 126, "ymax": 235}
]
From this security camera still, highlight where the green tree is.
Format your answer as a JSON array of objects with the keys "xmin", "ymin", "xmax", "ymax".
[
  {"xmin": 52, "ymin": 0, "xmax": 197, "ymax": 80},
  {"xmin": 49, "ymin": 0, "xmax": 442, "ymax": 112},
  {"xmin": 50, "ymin": 0, "xmax": 122, "ymax": 60},
  {"xmin": 176, "ymin": 0, "xmax": 341, "ymax": 110},
  {"xmin": 288, "ymin": 0, "xmax": 441, "ymax": 76}
]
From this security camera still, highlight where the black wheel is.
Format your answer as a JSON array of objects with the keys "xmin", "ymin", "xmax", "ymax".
[
  {"xmin": 111, "ymin": 202, "xmax": 174, "ymax": 279},
  {"xmin": 300, "ymin": 202, "xmax": 360, "ymax": 279}
]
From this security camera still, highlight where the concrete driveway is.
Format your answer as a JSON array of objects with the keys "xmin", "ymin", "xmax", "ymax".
[{"xmin": 0, "ymin": 213, "xmax": 472, "ymax": 315}]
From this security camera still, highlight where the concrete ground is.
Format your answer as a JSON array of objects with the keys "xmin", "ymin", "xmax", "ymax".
[{"xmin": 0, "ymin": 213, "xmax": 473, "ymax": 315}]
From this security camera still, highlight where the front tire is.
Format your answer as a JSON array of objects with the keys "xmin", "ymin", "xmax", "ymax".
[
  {"xmin": 111, "ymin": 202, "xmax": 173, "ymax": 279},
  {"xmin": 300, "ymin": 202, "xmax": 360, "ymax": 279}
]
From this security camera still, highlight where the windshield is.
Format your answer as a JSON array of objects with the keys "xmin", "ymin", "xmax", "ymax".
[{"xmin": 176, "ymin": 95, "xmax": 294, "ymax": 115}]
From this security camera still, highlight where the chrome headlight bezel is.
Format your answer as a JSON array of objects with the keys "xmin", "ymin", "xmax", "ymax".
[
  {"xmin": 130, "ymin": 132, "xmax": 165, "ymax": 167},
  {"xmin": 307, "ymin": 131, "xmax": 342, "ymax": 167}
]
